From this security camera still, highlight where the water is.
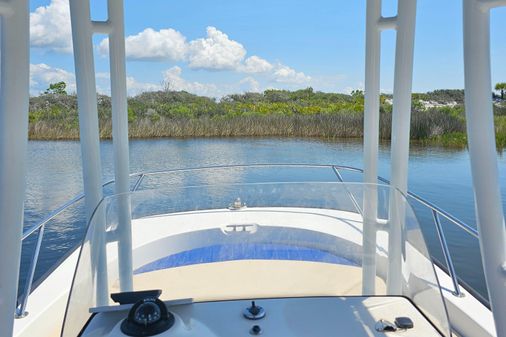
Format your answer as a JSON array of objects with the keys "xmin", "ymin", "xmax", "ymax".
[{"xmin": 21, "ymin": 137, "xmax": 506, "ymax": 301}]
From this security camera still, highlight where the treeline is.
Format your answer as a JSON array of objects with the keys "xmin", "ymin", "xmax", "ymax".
[{"xmin": 28, "ymin": 88, "xmax": 506, "ymax": 147}]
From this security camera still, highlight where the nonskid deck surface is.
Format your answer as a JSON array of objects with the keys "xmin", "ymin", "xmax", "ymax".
[
  {"xmin": 83, "ymin": 296, "xmax": 443, "ymax": 337},
  {"xmin": 115, "ymin": 260, "xmax": 386, "ymax": 302},
  {"xmin": 115, "ymin": 208, "xmax": 381, "ymax": 300},
  {"xmin": 111, "ymin": 207, "xmax": 378, "ymax": 301},
  {"xmin": 133, "ymin": 243, "xmax": 357, "ymax": 273},
  {"xmin": 127, "ymin": 207, "xmax": 368, "ymax": 267}
]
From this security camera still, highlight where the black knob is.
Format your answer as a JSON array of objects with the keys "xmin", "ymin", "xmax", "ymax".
[
  {"xmin": 243, "ymin": 301, "xmax": 266, "ymax": 320},
  {"xmin": 249, "ymin": 301, "xmax": 260, "ymax": 316},
  {"xmin": 250, "ymin": 325, "xmax": 262, "ymax": 335}
]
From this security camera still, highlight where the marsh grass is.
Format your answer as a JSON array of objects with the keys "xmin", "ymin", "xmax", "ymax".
[
  {"xmin": 29, "ymin": 110, "xmax": 469, "ymax": 143},
  {"xmin": 27, "ymin": 89, "xmax": 506, "ymax": 148}
]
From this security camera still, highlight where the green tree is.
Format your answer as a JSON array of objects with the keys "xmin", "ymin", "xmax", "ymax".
[
  {"xmin": 495, "ymin": 82, "xmax": 506, "ymax": 100},
  {"xmin": 44, "ymin": 81, "xmax": 67, "ymax": 95},
  {"xmin": 351, "ymin": 89, "xmax": 364, "ymax": 99}
]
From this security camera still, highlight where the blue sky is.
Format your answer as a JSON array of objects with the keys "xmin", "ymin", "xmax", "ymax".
[{"xmin": 28, "ymin": 0, "xmax": 506, "ymax": 97}]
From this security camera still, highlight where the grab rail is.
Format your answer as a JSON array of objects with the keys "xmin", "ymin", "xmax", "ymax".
[{"xmin": 16, "ymin": 163, "xmax": 478, "ymax": 317}]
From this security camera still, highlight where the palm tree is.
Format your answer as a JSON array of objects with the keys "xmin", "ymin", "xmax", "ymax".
[{"xmin": 495, "ymin": 82, "xmax": 506, "ymax": 100}]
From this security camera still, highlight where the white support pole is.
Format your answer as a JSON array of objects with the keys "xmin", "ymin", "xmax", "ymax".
[
  {"xmin": 0, "ymin": 2, "xmax": 13, "ymax": 16},
  {"xmin": 0, "ymin": 1, "xmax": 29, "ymax": 335},
  {"xmin": 69, "ymin": 0, "xmax": 108, "ymax": 306},
  {"xmin": 362, "ymin": 0, "xmax": 382, "ymax": 295},
  {"xmin": 463, "ymin": 1, "xmax": 506, "ymax": 336},
  {"xmin": 387, "ymin": 0, "xmax": 417, "ymax": 295},
  {"xmin": 108, "ymin": 0, "xmax": 133, "ymax": 292}
]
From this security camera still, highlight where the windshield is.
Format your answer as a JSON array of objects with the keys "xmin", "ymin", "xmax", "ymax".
[{"xmin": 62, "ymin": 179, "xmax": 450, "ymax": 337}]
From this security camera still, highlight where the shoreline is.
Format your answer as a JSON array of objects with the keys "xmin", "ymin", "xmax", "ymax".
[
  {"xmin": 27, "ymin": 89, "xmax": 506, "ymax": 148},
  {"xmin": 25, "ymin": 135, "xmax": 473, "ymax": 149},
  {"xmin": 27, "ymin": 122, "xmax": 474, "ymax": 149},
  {"xmin": 27, "ymin": 135, "xmax": 475, "ymax": 151}
]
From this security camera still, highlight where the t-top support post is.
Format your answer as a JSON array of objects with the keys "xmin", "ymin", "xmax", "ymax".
[
  {"xmin": 363, "ymin": 0, "xmax": 382, "ymax": 295},
  {"xmin": 0, "ymin": 1, "xmax": 30, "ymax": 335},
  {"xmin": 363, "ymin": 0, "xmax": 417, "ymax": 295},
  {"xmin": 70, "ymin": 0, "xmax": 133, "ymax": 298},
  {"xmin": 463, "ymin": 1, "xmax": 506, "ymax": 336},
  {"xmin": 69, "ymin": 0, "xmax": 109, "ymax": 306},
  {"xmin": 386, "ymin": 0, "xmax": 417, "ymax": 295},
  {"xmin": 107, "ymin": 0, "xmax": 133, "ymax": 292}
]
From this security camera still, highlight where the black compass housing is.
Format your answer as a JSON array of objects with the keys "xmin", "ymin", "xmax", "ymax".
[{"xmin": 120, "ymin": 297, "xmax": 174, "ymax": 336}]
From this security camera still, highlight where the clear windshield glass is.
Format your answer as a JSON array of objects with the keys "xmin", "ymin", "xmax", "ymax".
[{"xmin": 62, "ymin": 179, "xmax": 450, "ymax": 337}]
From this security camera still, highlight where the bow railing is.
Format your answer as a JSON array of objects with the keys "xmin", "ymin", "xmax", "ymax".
[{"xmin": 16, "ymin": 163, "xmax": 480, "ymax": 318}]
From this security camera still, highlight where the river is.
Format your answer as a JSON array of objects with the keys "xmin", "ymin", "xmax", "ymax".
[{"xmin": 20, "ymin": 137, "xmax": 506, "ymax": 301}]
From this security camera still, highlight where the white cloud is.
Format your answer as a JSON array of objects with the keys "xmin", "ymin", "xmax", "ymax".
[
  {"xmin": 30, "ymin": 0, "xmax": 72, "ymax": 53},
  {"xmin": 187, "ymin": 27, "xmax": 246, "ymax": 70},
  {"xmin": 95, "ymin": 72, "xmax": 164, "ymax": 96},
  {"xmin": 28, "ymin": 3, "xmax": 314, "ymax": 91},
  {"xmin": 124, "ymin": 68, "xmax": 261, "ymax": 98},
  {"xmin": 272, "ymin": 65, "xmax": 311, "ymax": 84},
  {"xmin": 29, "ymin": 65, "xmax": 160, "ymax": 97},
  {"xmin": 126, "ymin": 77, "xmax": 161, "ymax": 96},
  {"xmin": 27, "ymin": 62, "xmax": 315, "ymax": 99},
  {"xmin": 162, "ymin": 66, "xmax": 221, "ymax": 97},
  {"xmin": 240, "ymin": 56, "xmax": 273, "ymax": 73},
  {"xmin": 30, "ymin": 63, "xmax": 75, "ymax": 94},
  {"xmin": 239, "ymin": 77, "xmax": 261, "ymax": 92},
  {"xmin": 95, "ymin": 26, "xmax": 310, "ymax": 87},
  {"xmin": 99, "ymin": 28, "xmax": 187, "ymax": 61}
]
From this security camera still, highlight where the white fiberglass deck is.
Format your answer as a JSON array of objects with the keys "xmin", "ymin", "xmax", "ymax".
[
  {"xmin": 13, "ymin": 203, "xmax": 496, "ymax": 337},
  {"xmin": 83, "ymin": 296, "xmax": 443, "ymax": 337}
]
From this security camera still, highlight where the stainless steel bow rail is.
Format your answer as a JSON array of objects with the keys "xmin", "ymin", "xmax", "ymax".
[{"xmin": 16, "ymin": 163, "xmax": 479, "ymax": 318}]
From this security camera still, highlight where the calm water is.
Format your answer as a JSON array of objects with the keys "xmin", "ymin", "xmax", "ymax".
[{"xmin": 21, "ymin": 138, "xmax": 506, "ymax": 300}]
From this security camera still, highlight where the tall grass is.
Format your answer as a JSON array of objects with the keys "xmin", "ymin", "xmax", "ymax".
[
  {"xmin": 28, "ymin": 110, "xmax": 473, "ymax": 145},
  {"xmin": 27, "ymin": 89, "xmax": 506, "ymax": 148}
]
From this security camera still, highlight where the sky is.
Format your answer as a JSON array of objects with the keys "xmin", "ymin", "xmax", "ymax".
[{"xmin": 28, "ymin": 0, "xmax": 506, "ymax": 97}]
